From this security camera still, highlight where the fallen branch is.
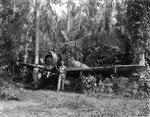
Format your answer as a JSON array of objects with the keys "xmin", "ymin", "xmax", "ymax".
[{"xmin": 68, "ymin": 58, "xmax": 89, "ymax": 68}]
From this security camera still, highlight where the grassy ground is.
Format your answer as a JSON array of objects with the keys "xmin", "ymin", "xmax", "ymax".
[
  {"xmin": 0, "ymin": 71, "xmax": 149, "ymax": 117},
  {"xmin": 0, "ymin": 87, "xmax": 149, "ymax": 117}
]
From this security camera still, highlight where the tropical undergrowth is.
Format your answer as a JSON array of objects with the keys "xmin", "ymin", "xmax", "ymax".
[
  {"xmin": 69, "ymin": 71, "xmax": 150, "ymax": 99},
  {"xmin": 0, "ymin": 72, "xmax": 21, "ymax": 101}
]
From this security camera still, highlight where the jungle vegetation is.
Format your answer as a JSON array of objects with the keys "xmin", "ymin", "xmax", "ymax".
[{"xmin": 0, "ymin": 0, "xmax": 150, "ymax": 83}]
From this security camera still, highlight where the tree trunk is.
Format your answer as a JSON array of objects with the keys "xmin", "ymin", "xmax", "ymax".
[
  {"xmin": 88, "ymin": 0, "xmax": 97, "ymax": 17},
  {"xmin": 79, "ymin": 0, "xmax": 82, "ymax": 30},
  {"xmin": 24, "ymin": 44, "xmax": 28, "ymax": 63},
  {"xmin": 13, "ymin": 0, "xmax": 16, "ymax": 13},
  {"xmin": 33, "ymin": 0, "xmax": 40, "ymax": 88},
  {"xmin": 139, "ymin": 53, "xmax": 146, "ymax": 66}
]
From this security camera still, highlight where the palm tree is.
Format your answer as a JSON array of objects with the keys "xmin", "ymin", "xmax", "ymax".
[
  {"xmin": 59, "ymin": 0, "xmax": 80, "ymax": 42},
  {"xmin": 32, "ymin": 0, "xmax": 40, "ymax": 87}
]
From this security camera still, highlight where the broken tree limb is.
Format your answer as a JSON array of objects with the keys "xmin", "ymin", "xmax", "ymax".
[
  {"xmin": 61, "ymin": 30, "xmax": 69, "ymax": 41},
  {"xmin": 68, "ymin": 57, "xmax": 89, "ymax": 68}
]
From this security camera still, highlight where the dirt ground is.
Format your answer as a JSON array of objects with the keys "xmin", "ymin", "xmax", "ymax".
[{"xmin": 0, "ymin": 88, "xmax": 149, "ymax": 117}]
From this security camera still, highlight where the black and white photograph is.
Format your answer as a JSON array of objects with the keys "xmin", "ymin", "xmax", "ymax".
[{"xmin": 0, "ymin": 0, "xmax": 150, "ymax": 116}]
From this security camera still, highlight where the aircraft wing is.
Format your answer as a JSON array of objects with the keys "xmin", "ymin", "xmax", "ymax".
[{"xmin": 66, "ymin": 64, "xmax": 146, "ymax": 74}]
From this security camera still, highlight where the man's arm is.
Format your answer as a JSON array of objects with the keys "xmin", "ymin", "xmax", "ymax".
[{"xmin": 56, "ymin": 65, "xmax": 60, "ymax": 73}]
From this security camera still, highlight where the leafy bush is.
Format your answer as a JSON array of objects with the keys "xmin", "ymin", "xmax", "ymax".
[
  {"xmin": 0, "ymin": 80, "xmax": 19, "ymax": 101},
  {"xmin": 82, "ymin": 44, "xmax": 128, "ymax": 67},
  {"xmin": 74, "ymin": 73, "xmax": 150, "ymax": 98},
  {"xmin": 80, "ymin": 75, "xmax": 97, "ymax": 93}
]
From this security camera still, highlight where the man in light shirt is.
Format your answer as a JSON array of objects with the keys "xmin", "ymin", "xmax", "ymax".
[{"xmin": 57, "ymin": 61, "xmax": 66, "ymax": 92}]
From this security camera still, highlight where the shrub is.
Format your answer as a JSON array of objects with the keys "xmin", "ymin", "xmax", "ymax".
[
  {"xmin": 0, "ymin": 73, "xmax": 20, "ymax": 101},
  {"xmin": 82, "ymin": 44, "xmax": 127, "ymax": 67},
  {"xmin": 80, "ymin": 75, "xmax": 97, "ymax": 93},
  {"xmin": 0, "ymin": 85, "xmax": 19, "ymax": 101},
  {"xmin": 78, "ymin": 73, "xmax": 150, "ymax": 98}
]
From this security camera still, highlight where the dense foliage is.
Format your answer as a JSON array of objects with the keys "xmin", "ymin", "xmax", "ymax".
[
  {"xmin": 126, "ymin": 0, "xmax": 150, "ymax": 63},
  {"xmin": 83, "ymin": 44, "xmax": 126, "ymax": 66},
  {"xmin": 0, "ymin": 0, "xmax": 150, "ymax": 91},
  {"xmin": 76, "ymin": 73, "xmax": 150, "ymax": 97}
]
